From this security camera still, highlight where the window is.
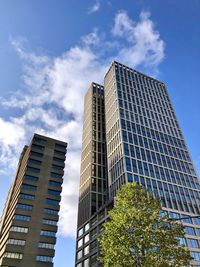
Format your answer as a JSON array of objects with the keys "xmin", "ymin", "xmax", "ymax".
[
  {"xmin": 181, "ymin": 215, "xmax": 192, "ymax": 224},
  {"xmin": 53, "ymin": 157, "xmax": 65, "ymax": 163},
  {"xmin": 83, "ymin": 258, "xmax": 89, "ymax": 267},
  {"xmin": 84, "ymin": 234, "xmax": 89, "ymax": 243},
  {"xmin": 185, "ymin": 226, "xmax": 196, "ymax": 236},
  {"xmin": 40, "ymin": 230, "xmax": 56, "ymax": 237},
  {"xmin": 127, "ymin": 173, "xmax": 133, "ymax": 182},
  {"xmin": 196, "ymin": 228, "xmax": 200, "ymax": 236},
  {"xmin": 3, "ymin": 252, "xmax": 23, "ymax": 259},
  {"xmin": 28, "ymin": 159, "xmax": 42, "ymax": 165},
  {"xmin": 52, "ymin": 164, "xmax": 63, "ymax": 171},
  {"xmin": 32, "ymin": 144, "xmax": 45, "ymax": 150},
  {"xmin": 42, "ymin": 219, "xmax": 57, "ymax": 225},
  {"xmin": 19, "ymin": 193, "xmax": 35, "ymax": 200},
  {"xmin": 24, "ymin": 175, "xmax": 38, "ymax": 182},
  {"xmin": 45, "ymin": 198, "xmax": 60, "ymax": 206},
  {"xmin": 14, "ymin": 215, "xmax": 31, "ymax": 222},
  {"xmin": 16, "ymin": 203, "xmax": 33, "ymax": 211},
  {"xmin": 36, "ymin": 256, "xmax": 53, "ymax": 262},
  {"xmin": 78, "ymin": 239, "xmax": 83, "ymax": 248},
  {"xmin": 38, "ymin": 242, "xmax": 55, "ymax": 249},
  {"xmin": 48, "ymin": 189, "xmax": 60, "ymax": 196},
  {"xmin": 193, "ymin": 217, "xmax": 200, "ymax": 225},
  {"xmin": 187, "ymin": 238, "xmax": 199, "ymax": 248},
  {"xmin": 169, "ymin": 212, "xmax": 179, "ymax": 219},
  {"xmin": 78, "ymin": 228, "xmax": 83, "ymax": 237},
  {"xmin": 44, "ymin": 208, "xmax": 59, "ymax": 215},
  {"xmin": 10, "ymin": 226, "xmax": 28, "ymax": 233},
  {"xmin": 7, "ymin": 239, "xmax": 25, "ymax": 246},
  {"xmin": 49, "ymin": 180, "xmax": 62, "ymax": 187},
  {"xmin": 77, "ymin": 250, "xmax": 82, "ymax": 260},
  {"xmin": 33, "ymin": 137, "xmax": 47, "ymax": 144},
  {"xmin": 54, "ymin": 150, "xmax": 66, "ymax": 156},
  {"xmin": 30, "ymin": 151, "xmax": 43, "ymax": 158},
  {"xmin": 26, "ymin": 167, "xmax": 40, "ymax": 173},
  {"xmin": 177, "ymin": 237, "xmax": 186, "ymax": 246},
  {"xmin": 22, "ymin": 183, "xmax": 37, "ymax": 191},
  {"xmin": 192, "ymin": 252, "xmax": 200, "ymax": 261},
  {"xmin": 84, "ymin": 245, "xmax": 89, "ymax": 255},
  {"xmin": 85, "ymin": 223, "xmax": 90, "ymax": 232},
  {"xmin": 55, "ymin": 143, "xmax": 67, "ymax": 150},
  {"xmin": 51, "ymin": 172, "xmax": 63, "ymax": 179}
]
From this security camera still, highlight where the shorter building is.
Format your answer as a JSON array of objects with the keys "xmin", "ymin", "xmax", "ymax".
[{"xmin": 0, "ymin": 133, "xmax": 67, "ymax": 267}]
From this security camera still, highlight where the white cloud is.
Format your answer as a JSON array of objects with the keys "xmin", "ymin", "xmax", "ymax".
[
  {"xmin": 113, "ymin": 10, "xmax": 165, "ymax": 70},
  {"xmin": 0, "ymin": 117, "xmax": 26, "ymax": 171},
  {"xmin": 88, "ymin": 1, "xmax": 100, "ymax": 14},
  {"xmin": 0, "ymin": 10, "xmax": 165, "ymax": 237},
  {"xmin": 82, "ymin": 29, "xmax": 100, "ymax": 46}
]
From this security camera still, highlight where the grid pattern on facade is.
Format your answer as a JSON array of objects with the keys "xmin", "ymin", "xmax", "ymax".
[
  {"xmin": 104, "ymin": 61, "xmax": 200, "ymax": 266},
  {"xmin": 75, "ymin": 61, "xmax": 200, "ymax": 267},
  {"xmin": 78, "ymin": 83, "xmax": 108, "ymax": 228}
]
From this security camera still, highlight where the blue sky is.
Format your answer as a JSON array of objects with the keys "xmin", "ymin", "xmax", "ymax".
[{"xmin": 0, "ymin": 1, "xmax": 200, "ymax": 266}]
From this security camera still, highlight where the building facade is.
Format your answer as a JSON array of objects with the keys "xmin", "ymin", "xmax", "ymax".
[
  {"xmin": 76, "ymin": 61, "xmax": 200, "ymax": 267},
  {"xmin": 0, "ymin": 133, "xmax": 67, "ymax": 267},
  {"xmin": 77, "ymin": 83, "xmax": 108, "ymax": 229}
]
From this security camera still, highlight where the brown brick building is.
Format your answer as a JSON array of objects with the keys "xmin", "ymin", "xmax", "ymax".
[{"xmin": 0, "ymin": 133, "xmax": 67, "ymax": 267}]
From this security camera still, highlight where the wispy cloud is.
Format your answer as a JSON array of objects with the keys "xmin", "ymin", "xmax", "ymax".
[
  {"xmin": 88, "ymin": 0, "xmax": 100, "ymax": 14},
  {"xmin": 112, "ymin": 10, "xmax": 165, "ymax": 72},
  {"xmin": 0, "ymin": 10, "xmax": 165, "ymax": 237}
]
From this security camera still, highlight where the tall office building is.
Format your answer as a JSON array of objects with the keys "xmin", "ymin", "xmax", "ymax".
[
  {"xmin": 78, "ymin": 82, "xmax": 108, "ymax": 228},
  {"xmin": 76, "ymin": 61, "xmax": 200, "ymax": 267},
  {"xmin": 0, "ymin": 133, "xmax": 67, "ymax": 267}
]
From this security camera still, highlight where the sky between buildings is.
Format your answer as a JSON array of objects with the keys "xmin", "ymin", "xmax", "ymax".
[{"xmin": 0, "ymin": 1, "xmax": 200, "ymax": 266}]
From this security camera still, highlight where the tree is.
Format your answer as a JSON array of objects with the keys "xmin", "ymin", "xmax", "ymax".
[{"xmin": 98, "ymin": 183, "xmax": 192, "ymax": 267}]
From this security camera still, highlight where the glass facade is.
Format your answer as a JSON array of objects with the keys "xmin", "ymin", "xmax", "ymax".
[
  {"xmin": 76, "ymin": 61, "xmax": 200, "ymax": 267},
  {"xmin": 104, "ymin": 61, "xmax": 200, "ymax": 266}
]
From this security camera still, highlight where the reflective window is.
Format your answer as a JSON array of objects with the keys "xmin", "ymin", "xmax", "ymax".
[
  {"xmin": 40, "ymin": 230, "xmax": 56, "ymax": 237},
  {"xmin": 55, "ymin": 143, "xmax": 67, "ymax": 150},
  {"xmin": 26, "ymin": 167, "xmax": 40, "ymax": 173},
  {"xmin": 7, "ymin": 239, "xmax": 25, "ymax": 246},
  {"xmin": 24, "ymin": 175, "xmax": 38, "ymax": 182},
  {"xmin": 3, "ymin": 252, "xmax": 23, "ymax": 259},
  {"xmin": 45, "ymin": 198, "xmax": 59, "ymax": 206},
  {"xmin": 19, "ymin": 193, "xmax": 35, "ymax": 200},
  {"xmin": 49, "ymin": 180, "xmax": 62, "ymax": 187},
  {"xmin": 78, "ymin": 239, "xmax": 83, "ymax": 248},
  {"xmin": 38, "ymin": 242, "xmax": 55, "ymax": 249},
  {"xmin": 14, "ymin": 214, "xmax": 31, "ymax": 222},
  {"xmin": 48, "ymin": 189, "xmax": 60, "ymax": 196},
  {"xmin": 51, "ymin": 172, "xmax": 63, "ymax": 179},
  {"xmin": 30, "ymin": 151, "xmax": 43, "ymax": 158},
  {"xmin": 36, "ymin": 256, "xmax": 53, "ymax": 262},
  {"xmin": 10, "ymin": 226, "xmax": 28, "ymax": 233},
  {"xmin": 185, "ymin": 226, "xmax": 196, "ymax": 236},
  {"xmin": 16, "ymin": 203, "xmax": 33, "ymax": 211},
  {"xmin": 22, "ymin": 183, "xmax": 37, "ymax": 191},
  {"xmin": 32, "ymin": 144, "xmax": 45, "ymax": 150},
  {"xmin": 187, "ymin": 238, "xmax": 199, "ymax": 248},
  {"xmin": 28, "ymin": 159, "xmax": 42, "ymax": 165},
  {"xmin": 44, "ymin": 208, "xmax": 59, "ymax": 215},
  {"xmin": 42, "ymin": 219, "xmax": 57, "ymax": 225}
]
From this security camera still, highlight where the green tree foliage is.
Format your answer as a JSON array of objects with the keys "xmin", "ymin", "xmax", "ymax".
[{"xmin": 98, "ymin": 183, "xmax": 192, "ymax": 267}]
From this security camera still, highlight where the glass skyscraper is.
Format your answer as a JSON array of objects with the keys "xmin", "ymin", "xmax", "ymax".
[{"xmin": 76, "ymin": 61, "xmax": 200, "ymax": 267}]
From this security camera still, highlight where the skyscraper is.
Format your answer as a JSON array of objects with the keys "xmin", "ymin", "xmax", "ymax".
[
  {"xmin": 76, "ymin": 61, "xmax": 200, "ymax": 267},
  {"xmin": 0, "ymin": 133, "xmax": 67, "ymax": 267},
  {"xmin": 77, "ymin": 83, "xmax": 108, "ymax": 229}
]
